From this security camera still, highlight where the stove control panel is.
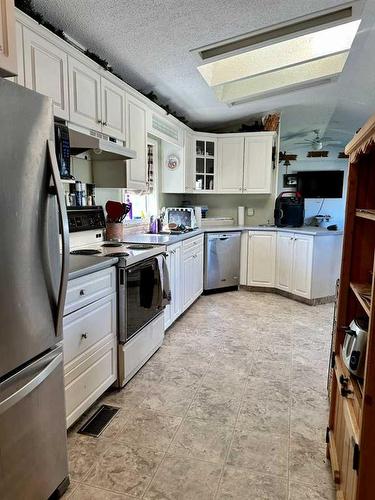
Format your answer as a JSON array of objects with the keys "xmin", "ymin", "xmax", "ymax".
[{"xmin": 67, "ymin": 207, "xmax": 106, "ymax": 233}]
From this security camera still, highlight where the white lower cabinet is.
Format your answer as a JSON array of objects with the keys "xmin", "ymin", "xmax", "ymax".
[
  {"xmin": 275, "ymin": 232, "xmax": 294, "ymax": 291},
  {"xmin": 164, "ymin": 242, "xmax": 183, "ymax": 329},
  {"xmin": 182, "ymin": 235, "xmax": 204, "ymax": 311},
  {"xmin": 290, "ymin": 234, "xmax": 313, "ymax": 298},
  {"xmin": 246, "ymin": 230, "xmax": 342, "ymax": 300},
  {"xmin": 275, "ymin": 232, "xmax": 313, "ymax": 298},
  {"xmin": 63, "ymin": 268, "xmax": 117, "ymax": 428},
  {"xmin": 247, "ymin": 231, "xmax": 276, "ymax": 287}
]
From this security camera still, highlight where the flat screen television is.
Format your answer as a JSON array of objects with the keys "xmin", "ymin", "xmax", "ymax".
[{"xmin": 297, "ymin": 170, "xmax": 344, "ymax": 198}]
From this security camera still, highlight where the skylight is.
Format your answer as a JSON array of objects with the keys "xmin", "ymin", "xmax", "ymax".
[{"xmin": 197, "ymin": 19, "xmax": 361, "ymax": 104}]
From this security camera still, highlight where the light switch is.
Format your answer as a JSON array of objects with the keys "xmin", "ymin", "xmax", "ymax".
[{"xmin": 247, "ymin": 208, "xmax": 255, "ymax": 216}]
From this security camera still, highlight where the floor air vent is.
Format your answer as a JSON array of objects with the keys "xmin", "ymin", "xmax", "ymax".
[{"xmin": 78, "ymin": 405, "xmax": 120, "ymax": 437}]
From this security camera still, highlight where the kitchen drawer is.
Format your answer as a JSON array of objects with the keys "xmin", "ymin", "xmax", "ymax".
[
  {"xmin": 65, "ymin": 267, "xmax": 116, "ymax": 315},
  {"xmin": 63, "ymin": 293, "xmax": 116, "ymax": 365},
  {"xmin": 64, "ymin": 337, "xmax": 117, "ymax": 428},
  {"xmin": 183, "ymin": 234, "xmax": 204, "ymax": 253}
]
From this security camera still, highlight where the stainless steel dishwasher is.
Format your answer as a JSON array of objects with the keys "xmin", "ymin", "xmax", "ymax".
[{"xmin": 204, "ymin": 232, "xmax": 241, "ymax": 291}]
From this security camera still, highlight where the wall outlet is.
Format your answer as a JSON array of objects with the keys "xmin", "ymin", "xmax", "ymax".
[{"xmin": 247, "ymin": 208, "xmax": 255, "ymax": 216}]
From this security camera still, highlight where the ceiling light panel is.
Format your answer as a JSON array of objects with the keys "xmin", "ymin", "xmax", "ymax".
[
  {"xmin": 214, "ymin": 52, "xmax": 349, "ymax": 104},
  {"xmin": 198, "ymin": 20, "xmax": 360, "ymax": 88}
]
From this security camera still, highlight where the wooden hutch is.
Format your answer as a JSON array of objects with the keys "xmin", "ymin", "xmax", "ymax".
[{"xmin": 327, "ymin": 114, "xmax": 375, "ymax": 500}]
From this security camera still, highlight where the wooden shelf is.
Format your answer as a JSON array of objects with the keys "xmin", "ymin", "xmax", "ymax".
[
  {"xmin": 356, "ymin": 209, "xmax": 375, "ymax": 221},
  {"xmin": 350, "ymin": 282, "xmax": 371, "ymax": 316}
]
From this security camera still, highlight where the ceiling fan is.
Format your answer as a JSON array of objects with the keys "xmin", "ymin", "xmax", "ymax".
[{"xmin": 294, "ymin": 129, "xmax": 342, "ymax": 151}]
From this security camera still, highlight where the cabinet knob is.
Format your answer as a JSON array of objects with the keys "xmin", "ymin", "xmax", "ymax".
[
  {"xmin": 81, "ymin": 333, "xmax": 88, "ymax": 339},
  {"xmin": 79, "ymin": 289, "xmax": 85, "ymax": 296},
  {"xmin": 103, "ymin": 121, "xmax": 107, "ymax": 126},
  {"xmin": 98, "ymin": 119, "xmax": 102, "ymax": 124}
]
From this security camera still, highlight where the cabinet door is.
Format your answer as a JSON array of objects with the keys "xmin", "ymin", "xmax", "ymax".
[
  {"xmin": 126, "ymin": 94, "xmax": 148, "ymax": 190},
  {"xmin": 0, "ymin": 0, "xmax": 17, "ymax": 77},
  {"xmin": 243, "ymin": 135, "xmax": 273, "ymax": 194},
  {"xmin": 291, "ymin": 234, "xmax": 313, "ymax": 298},
  {"xmin": 23, "ymin": 27, "xmax": 69, "ymax": 119},
  {"xmin": 217, "ymin": 136, "xmax": 244, "ymax": 193},
  {"xmin": 68, "ymin": 56, "xmax": 101, "ymax": 130},
  {"xmin": 164, "ymin": 251, "xmax": 172, "ymax": 330},
  {"xmin": 182, "ymin": 249, "xmax": 194, "ymax": 311},
  {"xmin": 194, "ymin": 136, "xmax": 216, "ymax": 192},
  {"xmin": 101, "ymin": 76, "xmax": 126, "ymax": 140},
  {"xmin": 247, "ymin": 231, "xmax": 276, "ymax": 287},
  {"xmin": 192, "ymin": 244, "xmax": 204, "ymax": 299},
  {"xmin": 275, "ymin": 232, "xmax": 294, "ymax": 292},
  {"xmin": 184, "ymin": 132, "xmax": 194, "ymax": 192},
  {"xmin": 171, "ymin": 244, "xmax": 183, "ymax": 322},
  {"xmin": 165, "ymin": 243, "xmax": 182, "ymax": 329}
]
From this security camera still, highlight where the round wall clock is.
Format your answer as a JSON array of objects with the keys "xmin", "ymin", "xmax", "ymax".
[{"xmin": 167, "ymin": 154, "xmax": 179, "ymax": 170}]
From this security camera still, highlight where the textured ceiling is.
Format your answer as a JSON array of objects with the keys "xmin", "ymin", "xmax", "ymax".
[{"xmin": 32, "ymin": 0, "xmax": 375, "ymax": 152}]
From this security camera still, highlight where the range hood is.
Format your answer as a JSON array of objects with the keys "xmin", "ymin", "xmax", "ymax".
[{"xmin": 69, "ymin": 128, "xmax": 137, "ymax": 161}]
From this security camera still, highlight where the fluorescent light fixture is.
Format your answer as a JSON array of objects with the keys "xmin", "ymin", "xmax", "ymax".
[
  {"xmin": 198, "ymin": 21, "xmax": 360, "ymax": 87},
  {"xmin": 196, "ymin": 12, "xmax": 361, "ymax": 104},
  {"xmin": 214, "ymin": 52, "xmax": 348, "ymax": 104}
]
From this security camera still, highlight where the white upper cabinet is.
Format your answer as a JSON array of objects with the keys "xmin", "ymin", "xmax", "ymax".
[
  {"xmin": 101, "ymin": 76, "xmax": 126, "ymax": 140},
  {"xmin": 193, "ymin": 136, "xmax": 217, "ymax": 192},
  {"xmin": 0, "ymin": 0, "xmax": 17, "ymax": 77},
  {"xmin": 184, "ymin": 131, "xmax": 194, "ymax": 192},
  {"xmin": 126, "ymin": 94, "xmax": 148, "ymax": 190},
  {"xmin": 68, "ymin": 56, "xmax": 101, "ymax": 131},
  {"xmin": 23, "ymin": 27, "xmax": 69, "ymax": 119},
  {"xmin": 243, "ymin": 134, "xmax": 273, "ymax": 194},
  {"xmin": 217, "ymin": 136, "xmax": 244, "ymax": 193},
  {"xmin": 247, "ymin": 231, "xmax": 276, "ymax": 287}
]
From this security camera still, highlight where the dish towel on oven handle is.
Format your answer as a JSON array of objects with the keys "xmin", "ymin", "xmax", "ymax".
[{"xmin": 156, "ymin": 254, "xmax": 171, "ymax": 308}]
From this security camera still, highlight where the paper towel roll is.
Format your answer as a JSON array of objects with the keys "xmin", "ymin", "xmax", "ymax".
[
  {"xmin": 238, "ymin": 206, "xmax": 245, "ymax": 226},
  {"xmin": 194, "ymin": 206, "xmax": 202, "ymax": 227}
]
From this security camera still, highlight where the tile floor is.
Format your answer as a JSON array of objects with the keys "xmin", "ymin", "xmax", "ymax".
[{"xmin": 64, "ymin": 290, "xmax": 336, "ymax": 499}]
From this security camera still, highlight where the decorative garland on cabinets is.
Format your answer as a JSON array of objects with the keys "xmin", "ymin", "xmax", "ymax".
[{"xmin": 15, "ymin": 0, "xmax": 189, "ymax": 125}]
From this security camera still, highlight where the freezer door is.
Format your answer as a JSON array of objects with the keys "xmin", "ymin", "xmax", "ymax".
[
  {"xmin": 0, "ymin": 80, "xmax": 69, "ymax": 378},
  {"xmin": 204, "ymin": 232, "xmax": 241, "ymax": 290},
  {"xmin": 0, "ymin": 346, "xmax": 69, "ymax": 500}
]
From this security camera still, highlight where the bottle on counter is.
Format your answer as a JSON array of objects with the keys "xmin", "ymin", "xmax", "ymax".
[{"xmin": 126, "ymin": 194, "xmax": 133, "ymax": 220}]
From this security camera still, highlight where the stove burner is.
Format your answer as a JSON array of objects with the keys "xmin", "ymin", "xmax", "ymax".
[
  {"xmin": 102, "ymin": 242, "xmax": 123, "ymax": 248},
  {"xmin": 70, "ymin": 249, "xmax": 101, "ymax": 256},
  {"xmin": 126, "ymin": 244, "xmax": 154, "ymax": 250},
  {"xmin": 109, "ymin": 252, "xmax": 130, "ymax": 257}
]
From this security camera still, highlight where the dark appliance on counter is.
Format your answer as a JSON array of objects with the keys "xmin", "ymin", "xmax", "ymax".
[
  {"xmin": 274, "ymin": 191, "xmax": 304, "ymax": 227},
  {"xmin": 0, "ymin": 80, "xmax": 69, "ymax": 499},
  {"xmin": 54, "ymin": 122, "xmax": 71, "ymax": 179},
  {"xmin": 297, "ymin": 170, "xmax": 344, "ymax": 198}
]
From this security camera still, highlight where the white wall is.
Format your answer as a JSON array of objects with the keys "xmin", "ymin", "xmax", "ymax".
[{"xmin": 277, "ymin": 158, "xmax": 348, "ymax": 229}]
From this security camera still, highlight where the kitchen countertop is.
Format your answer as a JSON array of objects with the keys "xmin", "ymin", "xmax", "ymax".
[
  {"xmin": 122, "ymin": 225, "xmax": 343, "ymax": 246},
  {"xmin": 68, "ymin": 254, "xmax": 118, "ymax": 280}
]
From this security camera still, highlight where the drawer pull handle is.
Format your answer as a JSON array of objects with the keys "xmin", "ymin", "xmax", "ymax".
[
  {"xmin": 79, "ymin": 289, "xmax": 86, "ymax": 296},
  {"xmin": 81, "ymin": 333, "xmax": 88, "ymax": 339}
]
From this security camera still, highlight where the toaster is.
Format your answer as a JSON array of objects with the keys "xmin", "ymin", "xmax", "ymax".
[{"xmin": 342, "ymin": 318, "xmax": 368, "ymax": 378}]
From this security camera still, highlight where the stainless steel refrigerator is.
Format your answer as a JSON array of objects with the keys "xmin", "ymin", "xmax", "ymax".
[{"xmin": 0, "ymin": 80, "xmax": 70, "ymax": 499}]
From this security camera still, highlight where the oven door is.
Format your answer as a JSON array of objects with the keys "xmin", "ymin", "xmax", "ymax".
[{"xmin": 124, "ymin": 257, "xmax": 162, "ymax": 342}]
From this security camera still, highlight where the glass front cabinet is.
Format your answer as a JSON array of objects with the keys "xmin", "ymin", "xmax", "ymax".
[{"xmin": 194, "ymin": 136, "xmax": 217, "ymax": 191}]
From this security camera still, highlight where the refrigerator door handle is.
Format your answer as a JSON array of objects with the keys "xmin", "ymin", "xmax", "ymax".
[
  {"xmin": 47, "ymin": 140, "xmax": 69, "ymax": 337},
  {"xmin": 0, "ymin": 352, "xmax": 63, "ymax": 415}
]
